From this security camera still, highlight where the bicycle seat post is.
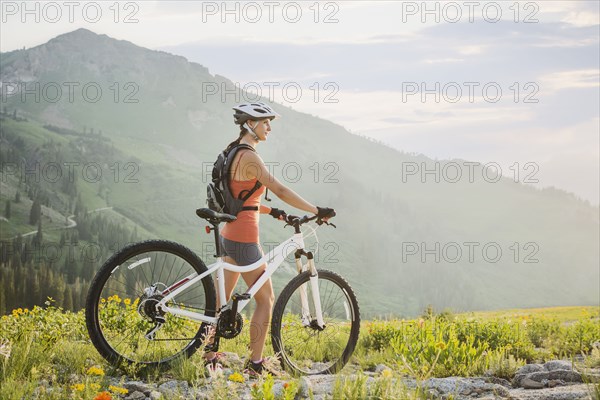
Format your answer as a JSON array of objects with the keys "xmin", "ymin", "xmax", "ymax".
[{"xmin": 205, "ymin": 221, "xmax": 224, "ymax": 258}]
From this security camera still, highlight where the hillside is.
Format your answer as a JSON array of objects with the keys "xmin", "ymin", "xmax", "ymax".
[{"xmin": 0, "ymin": 29, "xmax": 598, "ymax": 317}]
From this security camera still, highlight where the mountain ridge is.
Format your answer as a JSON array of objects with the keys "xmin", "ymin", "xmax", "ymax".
[{"xmin": 0, "ymin": 29, "xmax": 598, "ymax": 317}]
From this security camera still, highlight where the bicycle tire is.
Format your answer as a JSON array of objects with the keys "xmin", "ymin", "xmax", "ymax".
[
  {"xmin": 271, "ymin": 269, "xmax": 360, "ymax": 375},
  {"xmin": 85, "ymin": 240, "xmax": 216, "ymax": 367}
]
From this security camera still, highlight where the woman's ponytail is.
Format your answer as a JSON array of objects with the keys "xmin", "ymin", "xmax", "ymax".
[{"xmin": 224, "ymin": 126, "xmax": 248, "ymax": 152}]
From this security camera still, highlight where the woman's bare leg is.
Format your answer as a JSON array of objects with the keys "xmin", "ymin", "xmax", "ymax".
[
  {"xmin": 240, "ymin": 263, "xmax": 274, "ymax": 362},
  {"xmin": 204, "ymin": 256, "xmax": 239, "ymax": 359}
]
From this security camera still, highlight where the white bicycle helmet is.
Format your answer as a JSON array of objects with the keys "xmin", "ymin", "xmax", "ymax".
[{"xmin": 233, "ymin": 102, "xmax": 280, "ymax": 125}]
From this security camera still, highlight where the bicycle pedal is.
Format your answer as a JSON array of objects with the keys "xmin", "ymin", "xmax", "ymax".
[{"xmin": 231, "ymin": 293, "xmax": 251, "ymax": 301}]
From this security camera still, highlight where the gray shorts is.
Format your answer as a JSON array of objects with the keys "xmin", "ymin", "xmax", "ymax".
[{"xmin": 220, "ymin": 236, "xmax": 263, "ymax": 266}]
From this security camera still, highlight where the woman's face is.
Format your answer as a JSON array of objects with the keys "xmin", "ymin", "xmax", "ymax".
[{"xmin": 248, "ymin": 118, "xmax": 272, "ymax": 141}]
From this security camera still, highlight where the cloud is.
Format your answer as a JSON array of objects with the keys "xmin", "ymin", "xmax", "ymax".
[
  {"xmin": 422, "ymin": 58, "xmax": 465, "ymax": 64},
  {"xmin": 539, "ymin": 69, "xmax": 600, "ymax": 94},
  {"xmin": 457, "ymin": 45, "xmax": 486, "ymax": 55}
]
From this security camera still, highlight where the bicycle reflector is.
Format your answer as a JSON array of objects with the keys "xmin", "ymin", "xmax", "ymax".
[{"xmin": 205, "ymin": 226, "xmax": 211, "ymax": 234}]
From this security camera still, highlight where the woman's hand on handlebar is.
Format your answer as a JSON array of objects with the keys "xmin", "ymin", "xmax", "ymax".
[
  {"xmin": 269, "ymin": 207, "xmax": 287, "ymax": 220},
  {"xmin": 316, "ymin": 206, "xmax": 336, "ymax": 221}
]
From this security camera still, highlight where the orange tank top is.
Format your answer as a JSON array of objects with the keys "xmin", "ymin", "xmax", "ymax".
[{"xmin": 220, "ymin": 150, "xmax": 265, "ymax": 243}]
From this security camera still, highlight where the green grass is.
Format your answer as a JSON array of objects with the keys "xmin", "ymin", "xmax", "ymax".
[
  {"xmin": 457, "ymin": 306, "xmax": 600, "ymax": 323},
  {"xmin": 0, "ymin": 304, "xmax": 598, "ymax": 399}
]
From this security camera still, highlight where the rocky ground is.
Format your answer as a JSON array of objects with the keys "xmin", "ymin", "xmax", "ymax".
[{"xmin": 69, "ymin": 356, "xmax": 597, "ymax": 400}]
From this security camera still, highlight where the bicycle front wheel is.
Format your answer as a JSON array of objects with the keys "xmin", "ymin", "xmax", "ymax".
[
  {"xmin": 85, "ymin": 240, "xmax": 216, "ymax": 367},
  {"xmin": 271, "ymin": 269, "xmax": 360, "ymax": 375}
]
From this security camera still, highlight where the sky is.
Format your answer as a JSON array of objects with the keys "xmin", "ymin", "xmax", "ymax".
[{"xmin": 1, "ymin": 0, "xmax": 599, "ymax": 204}]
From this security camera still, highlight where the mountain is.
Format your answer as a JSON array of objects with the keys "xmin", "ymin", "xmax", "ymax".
[{"xmin": 1, "ymin": 29, "xmax": 598, "ymax": 317}]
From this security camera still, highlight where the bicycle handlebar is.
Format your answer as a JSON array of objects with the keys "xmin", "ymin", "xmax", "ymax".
[{"xmin": 283, "ymin": 213, "xmax": 336, "ymax": 230}]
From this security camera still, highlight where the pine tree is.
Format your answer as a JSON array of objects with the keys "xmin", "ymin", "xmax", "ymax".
[
  {"xmin": 63, "ymin": 286, "xmax": 73, "ymax": 311},
  {"xmin": 29, "ymin": 197, "xmax": 41, "ymax": 225},
  {"xmin": 31, "ymin": 273, "xmax": 41, "ymax": 306},
  {"xmin": 14, "ymin": 191, "xmax": 20, "ymax": 203},
  {"xmin": 34, "ymin": 218, "xmax": 43, "ymax": 246},
  {"xmin": 4, "ymin": 200, "xmax": 10, "ymax": 219},
  {"xmin": 0, "ymin": 280, "xmax": 5, "ymax": 315},
  {"xmin": 52, "ymin": 276, "xmax": 65, "ymax": 306}
]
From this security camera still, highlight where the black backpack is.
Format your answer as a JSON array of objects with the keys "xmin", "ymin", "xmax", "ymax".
[{"xmin": 207, "ymin": 144, "xmax": 263, "ymax": 216}]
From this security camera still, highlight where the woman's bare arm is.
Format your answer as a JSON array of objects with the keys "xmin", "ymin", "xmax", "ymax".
[{"xmin": 243, "ymin": 152, "xmax": 318, "ymax": 215}]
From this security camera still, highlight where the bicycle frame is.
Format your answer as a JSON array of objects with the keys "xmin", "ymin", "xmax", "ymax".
[{"xmin": 155, "ymin": 227, "xmax": 326, "ymax": 328}]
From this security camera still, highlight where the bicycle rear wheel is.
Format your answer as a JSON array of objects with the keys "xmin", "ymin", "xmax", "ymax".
[
  {"xmin": 271, "ymin": 269, "xmax": 360, "ymax": 375},
  {"xmin": 85, "ymin": 240, "xmax": 216, "ymax": 367}
]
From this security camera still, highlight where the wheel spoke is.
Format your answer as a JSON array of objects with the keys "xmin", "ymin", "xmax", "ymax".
[
  {"xmin": 272, "ymin": 270, "xmax": 359, "ymax": 375},
  {"xmin": 87, "ymin": 241, "xmax": 215, "ymax": 366}
]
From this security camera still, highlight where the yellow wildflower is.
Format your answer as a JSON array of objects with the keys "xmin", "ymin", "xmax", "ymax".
[
  {"xmin": 109, "ymin": 385, "xmax": 128, "ymax": 395},
  {"xmin": 123, "ymin": 298, "xmax": 131, "ymax": 306},
  {"xmin": 90, "ymin": 383, "xmax": 101, "ymax": 391},
  {"xmin": 381, "ymin": 369, "xmax": 393, "ymax": 378},
  {"xmin": 86, "ymin": 366, "xmax": 105, "ymax": 376},
  {"xmin": 228, "ymin": 372, "xmax": 245, "ymax": 383},
  {"xmin": 71, "ymin": 384, "xmax": 85, "ymax": 392}
]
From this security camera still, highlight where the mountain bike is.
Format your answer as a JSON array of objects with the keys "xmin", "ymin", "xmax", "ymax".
[{"xmin": 85, "ymin": 208, "xmax": 360, "ymax": 375}]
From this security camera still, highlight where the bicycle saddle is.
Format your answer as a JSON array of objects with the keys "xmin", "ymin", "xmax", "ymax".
[{"xmin": 196, "ymin": 208, "xmax": 237, "ymax": 223}]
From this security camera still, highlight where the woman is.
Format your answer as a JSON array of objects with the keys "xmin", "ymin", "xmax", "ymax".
[{"xmin": 204, "ymin": 102, "xmax": 335, "ymax": 376}]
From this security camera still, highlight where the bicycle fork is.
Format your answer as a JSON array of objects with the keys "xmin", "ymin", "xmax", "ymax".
[{"xmin": 294, "ymin": 250, "xmax": 325, "ymax": 329}]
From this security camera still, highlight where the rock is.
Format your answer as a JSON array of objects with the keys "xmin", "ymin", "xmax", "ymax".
[
  {"xmin": 124, "ymin": 381, "xmax": 153, "ymax": 394},
  {"xmin": 420, "ymin": 377, "xmax": 510, "ymax": 398},
  {"xmin": 547, "ymin": 370, "xmax": 582, "ymax": 383},
  {"xmin": 521, "ymin": 377, "xmax": 545, "ymax": 389},
  {"xmin": 149, "ymin": 390, "xmax": 162, "ymax": 399},
  {"xmin": 374, "ymin": 363, "xmax": 392, "ymax": 374},
  {"xmin": 482, "ymin": 376, "xmax": 512, "ymax": 388},
  {"xmin": 125, "ymin": 391, "xmax": 146, "ymax": 400},
  {"xmin": 505, "ymin": 384, "xmax": 591, "ymax": 400},
  {"xmin": 515, "ymin": 363, "xmax": 545, "ymax": 375},
  {"xmin": 194, "ymin": 390, "xmax": 211, "ymax": 400},
  {"xmin": 544, "ymin": 360, "xmax": 574, "ymax": 371},
  {"xmin": 298, "ymin": 376, "xmax": 313, "ymax": 398},
  {"xmin": 272, "ymin": 381, "xmax": 284, "ymax": 398},
  {"xmin": 158, "ymin": 380, "xmax": 189, "ymax": 397},
  {"xmin": 518, "ymin": 371, "xmax": 550, "ymax": 384},
  {"xmin": 581, "ymin": 372, "xmax": 600, "ymax": 383},
  {"xmin": 305, "ymin": 375, "xmax": 337, "ymax": 396},
  {"xmin": 547, "ymin": 379, "xmax": 565, "ymax": 388},
  {"xmin": 222, "ymin": 352, "xmax": 244, "ymax": 369}
]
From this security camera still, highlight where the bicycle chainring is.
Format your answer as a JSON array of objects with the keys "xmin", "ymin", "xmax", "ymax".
[{"xmin": 216, "ymin": 309, "xmax": 243, "ymax": 339}]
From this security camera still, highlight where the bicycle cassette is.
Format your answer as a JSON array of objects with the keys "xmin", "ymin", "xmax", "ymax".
[{"xmin": 216, "ymin": 309, "xmax": 243, "ymax": 339}]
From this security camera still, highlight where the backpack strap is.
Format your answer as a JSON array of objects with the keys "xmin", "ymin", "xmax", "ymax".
[
  {"xmin": 227, "ymin": 145, "xmax": 263, "ymax": 202},
  {"xmin": 231, "ymin": 149, "xmax": 248, "ymax": 182}
]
